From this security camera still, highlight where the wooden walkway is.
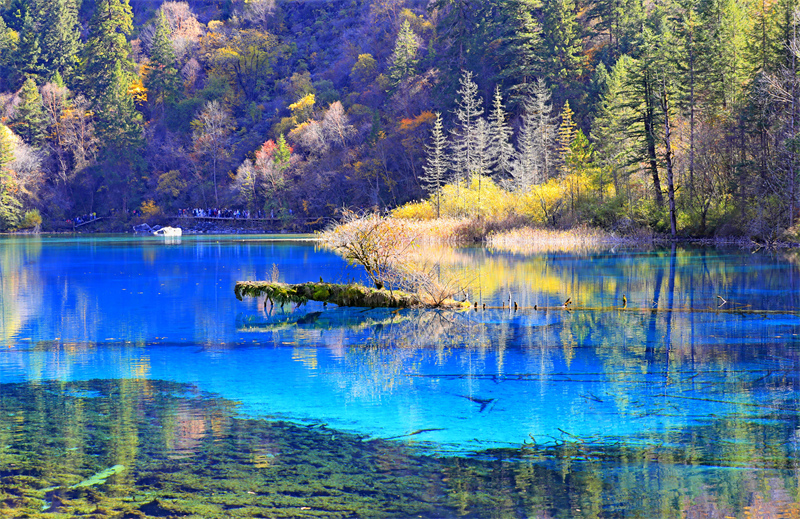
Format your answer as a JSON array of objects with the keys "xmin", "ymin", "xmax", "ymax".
[{"xmin": 73, "ymin": 217, "xmax": 106, "ymax": 229}]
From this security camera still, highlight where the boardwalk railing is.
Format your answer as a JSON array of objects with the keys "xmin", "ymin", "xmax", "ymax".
[{"xmin": 73, "ymin": 217, "xmax": 106, "ymax": 230}]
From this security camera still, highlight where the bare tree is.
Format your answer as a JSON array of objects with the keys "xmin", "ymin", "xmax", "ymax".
[
  {"xmin": 322, "ymin": 101, "xmax": 355, "ymax": 148},
  {"xmin": 192, "ymin": 100, "xmax": 234, "ymax": 206},
  {"xmin": 60, "ymin": 95, "xmax": 99, "ymax": 174}
]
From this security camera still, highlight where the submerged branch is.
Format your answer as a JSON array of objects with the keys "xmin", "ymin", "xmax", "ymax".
[{"xmin": 234, "ymin": 281, "xmax": 471, "ymax": 309}]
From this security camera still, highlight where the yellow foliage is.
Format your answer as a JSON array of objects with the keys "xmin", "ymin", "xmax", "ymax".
[
  {"xmin": 437, "ymin": 175, "xmax": 516, "ymax": 218},
  {"xmin": 140, "ymin": 200, "xmax": 161, "ymax": 217},
  {"xmin": 392, "ymin": 200, "xmax": 435, "ymax": 220},
  {"xmin": 288, "ymin": 93, "xmax": 315, "ymax": 123},
  {"xmin": 127, "ymin": 67, "xmax": 148, "ymax": 105},
  {"xmin": 208, "ymin": 20, "xmax": 224, "ymax": 31}
]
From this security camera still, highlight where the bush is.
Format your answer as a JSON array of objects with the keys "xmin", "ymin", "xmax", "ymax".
[{"xmin": 20, "ymin": 209, "xmax": 42, "ymax": 230}]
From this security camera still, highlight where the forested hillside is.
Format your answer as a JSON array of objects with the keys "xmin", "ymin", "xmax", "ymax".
[{"xmin": 0, "ymin": 0, "xmax": 796, "ymax": 238}]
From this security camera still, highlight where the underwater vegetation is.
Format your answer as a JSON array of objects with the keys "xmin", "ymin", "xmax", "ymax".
[{"xmin": 1, "ymin": 379, "xmax": 800, "ymax": 518}]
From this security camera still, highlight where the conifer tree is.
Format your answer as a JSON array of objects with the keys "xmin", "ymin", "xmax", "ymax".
[
  {"xmin": 488, "ymin": 86, "xmax": 515, "ymax": 179},
  {"xmin": 387, "ymin": 20, "xmax": 419, "ymax": 89},
  {"xmin": 11, "ymin": 78, "xmax": 46, "ymax": 147},
  {"xmin": 145, "ymin": 11, "xmax": 180, "ymax": 110},
  {"xmin": 421, "ymin": 112, "xmax": 449, "ymax": 218},
  {"xmin": 0, "ymin": 125, "xmax": 20, "ymax": 231},
  {"xmin": 588, "ymin": 0, "xmax": 644, "ymax": 57},
  {"xmin": 592, "ymin": 55, "xmax": 637, "ymax": 194},
  {"xmin": 450, "ymin": 70, "xmax": 484, "ymax": 184},
  {"xmin": 12, "ymin": 10, "xmax": 42, "ymax": 84},
  {"xmin": 39, "ymin": 0, "xmax": 81, "ymax": 81},
  {"xmin": 493, "ymin": 0, "xmax": 545, "ymax": 104},
  {"xmin": 82, "ymin": 0, "xmax": 135, "ymax": 102},
  {"xmin": 274, "ymin": 134, "xmax": 292, "ymax": 171},
  {"xmin": 696, "ymin": 0, "xmax": 749, "ymax": 112},
  {"xmin": 557, "ymin": 101, "xmax": 577, "ymax": 172},
  {"xmin": 96, "ymin": 61, "xmax": 144, "ymax": 163},
  {"xmin": 541, "ymin": 0, "xmax": 583, "ymax": 97}
]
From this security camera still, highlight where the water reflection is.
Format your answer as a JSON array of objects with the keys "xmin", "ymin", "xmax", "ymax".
[{"xmin": 2, "ymin": 236, "xmax": 800, "ymax": 516}]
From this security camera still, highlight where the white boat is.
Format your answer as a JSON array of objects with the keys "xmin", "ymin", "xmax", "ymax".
[{"xmin": 153, "ymin": 226, "xmax": 182, "ymax": 236}]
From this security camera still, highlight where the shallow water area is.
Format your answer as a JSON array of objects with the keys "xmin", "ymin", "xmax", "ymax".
[{"xmin": 2, "ymin": 234, "xmax": 800, "ymax": 517}]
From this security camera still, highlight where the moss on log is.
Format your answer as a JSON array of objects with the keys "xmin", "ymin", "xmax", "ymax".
[{"xmin": 234, "ymin": 281, "xmax": 470, "ymax": 309}]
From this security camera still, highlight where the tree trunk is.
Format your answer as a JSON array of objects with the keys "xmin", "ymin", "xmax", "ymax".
[
  {"xmin": 644, "ymin": 70, "xmax": 664, "ymax": 205},
  {"xmin": 662, "ymin": 85, "xmax": 678, "ymax": 236}
]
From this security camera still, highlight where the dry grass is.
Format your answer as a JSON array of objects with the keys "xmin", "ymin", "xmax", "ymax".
[{"xmin": 486, "ymin": 225, "xmax": 634, "ymax": 254}]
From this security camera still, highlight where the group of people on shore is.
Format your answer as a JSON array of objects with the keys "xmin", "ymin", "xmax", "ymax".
[
  {"xmin": 178, "ymin": 208, "xmax": 288, "ymax": 219},
  {"xmin": 67, "ymin": 212, "xmax": 99, "ymax": 226}
]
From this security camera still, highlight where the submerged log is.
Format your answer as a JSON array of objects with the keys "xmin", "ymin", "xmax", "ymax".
[{"xmin": 234, "ymin": 281, "xmax": 470, "ymax": 309}]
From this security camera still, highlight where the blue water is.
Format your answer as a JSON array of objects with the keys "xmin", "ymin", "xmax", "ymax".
[{"xmin": 2, "ymin": 235, "xmax": 800, "ymax": 515}]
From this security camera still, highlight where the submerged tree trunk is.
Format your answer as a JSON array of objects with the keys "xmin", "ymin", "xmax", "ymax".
[{"xmin": 235, "ymin": 281, "xmax": 470, "ymax": 309}]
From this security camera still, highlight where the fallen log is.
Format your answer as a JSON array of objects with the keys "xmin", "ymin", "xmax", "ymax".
[{"xmin": 234, "ymin": 281, "xmax": 470, "ymax": 309}]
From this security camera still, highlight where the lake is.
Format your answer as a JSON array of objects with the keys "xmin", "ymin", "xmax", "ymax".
[{"xmin": 1, "ymin": 234, "xmax": 799, "ymax": 518}]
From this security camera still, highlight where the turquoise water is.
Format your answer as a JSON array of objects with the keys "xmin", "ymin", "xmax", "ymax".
[{"xmin": 2, "ymin": 234, "xmax": 800, "ymax": 517}]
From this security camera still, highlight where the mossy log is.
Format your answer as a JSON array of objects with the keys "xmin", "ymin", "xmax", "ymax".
[{"xmin": 234, "ymin": 281, "xmax": 470, "ymax": 309}]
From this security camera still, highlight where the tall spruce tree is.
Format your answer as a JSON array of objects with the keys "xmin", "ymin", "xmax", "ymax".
[
  {"xmin": 387, "ymin": 20, "xmax": 420, "ymax": 89},
  {"xmin": 557, "ymin": 101, "xmax": 577, "ymax": 173},
  {"xmin": 0, "ymin": 124, "xmax": 20, "ymax": 231},
  {"xmin": 541, "ymin": 0, "xmax": 584, "ymax": 100},
  {"xmin": 96, "ymin": 61, "xmax": 144, "ymax": 163},
  {"xmin": 11, "ymin": 78, "xmax": 46, "ymax": 147},
  {"xmin": 12, "ymin": 10, "xmax": 42, "ymax": 85},
  {"xmin": 145, "ymin": 11, "xmax": 180, "ymax": 109},
  {"xmin": 492, "ymin": 0, "xmax": 545, "ymax": 105},
  {"xmin": 591, "ymin": 55, "xmax": 637, "ymax": 195},
  {"xmin": 82, "ymin": 0, "xmax": 135, "ymax": 102},
  {"xmin": 39, "ymin": 0, "xmax": 81, "ymax": 81},
  {"xmin": 696, "ymin": 0, "xmax": 749, "ymax": 112}
]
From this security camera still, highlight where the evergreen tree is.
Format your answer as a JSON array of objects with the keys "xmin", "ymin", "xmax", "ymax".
[
  {"xmin": 541, "ymin": 0, "xmax": 584, "ymax": 98},
  {"xmin": 11, "ymin": 78, "xmax": 46, "ymax": 147},
  {"xmin": 4, "ymin": 0, "xmax": 29, "ymax": 32},
  {"xmin": 592, "ymin": 55, "xmax": 637, "ymax": 195},
  {"xmin": 274, "ymin": 134, "xmax": 291, "ymax": 171},
  {"xmin": 12, "ymin": 10, "xmax": 42, "ymax": 84},
  {"xmin": 557, "ymin": 101, "xmax": 577, "ymax": 172},
  {"xmin": 39, "ymin": 0, "xmax": 81, "ymax": 81},
  {"xmin": 82, "ymin": 0, "xmax": 135, "ymax": 102},
  {"xmin": 588, "ymin": 0, "xmax": 644, "ymax": 58},
  {"xmin": 450, "ymin": 70, "xmax": 485, "ymax": 183},
  {"xmin": 0, "ymin": 124, "xmax": 20, "ymax": 231},
  {"xmin": 96, "ymin": 61, "xmax": 144, "ymax": 163},
  {"xmin": 492, "ymin": 0, "xmax": 545, "ymax": 105},
  {"xmin": 488, "ymin": 86, "xmax": 516, "ymax": 179},
  {"xmin": 421, "ymin": 112, "xmax": 449, "ymax": 218},
  {"xmin": 145, "ymin": 11, "xmax": 180, "ymax": 109},
  {"xmin": 387, "ymin": 20, "xmax": 419, "ymax": 89},
  {"xmin": 0, "ymin": 18, "xmax": 17, "ymax": 91},
  {"xmin": 696, "ymin": 0, "xmax": 750, "ymax": 112}
]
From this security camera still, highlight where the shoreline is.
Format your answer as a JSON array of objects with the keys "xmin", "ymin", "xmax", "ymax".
[{"xmin": 5, "ymin": 216, "xmax": 800, "ymax": 250}]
